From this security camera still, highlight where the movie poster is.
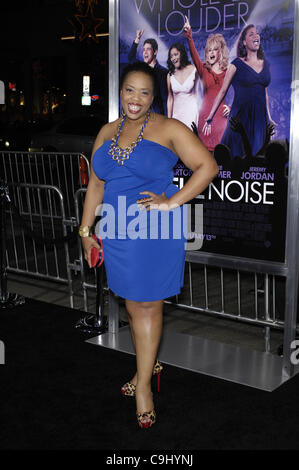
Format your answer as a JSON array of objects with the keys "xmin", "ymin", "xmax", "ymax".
[{"xmin": 119, "ymin": 0, "xmax": 294, "ymax": 262}]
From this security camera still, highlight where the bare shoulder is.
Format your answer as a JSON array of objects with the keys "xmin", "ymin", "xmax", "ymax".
[
  {"xmin": 98, "ymin": 119, "xmax": 120, "ymax": 141},
  {"xmin": 146, "ymin": 114, "xmax": 192, "ymax": 148},
  {"xmin": 147, "ymin": 112, "xmax": 168, "ymax": 133},
  {"xmin": 151, "ymin": 112, "xmax": 168, "ymax": 124},
  {"xmin": 146, "ymin": 113, "xmax": 173, "ymax": 143},
  {"xmin": 92, "ymin": 118, "xmax": 120, "ymax": 154},
  {"xmin": 163, "ymin": 116, "xmax": 192, "ymax": 139}
]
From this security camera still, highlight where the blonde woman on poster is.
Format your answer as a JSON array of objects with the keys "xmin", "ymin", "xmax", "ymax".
[{"xmin": 184, "ymin": 16, "xmax": 230, "ymax": 151}]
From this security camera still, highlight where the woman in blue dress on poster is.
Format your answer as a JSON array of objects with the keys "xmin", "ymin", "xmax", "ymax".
[{"xmin": 203, "ymin": 24, "xmax": 276, "ymax": 158}]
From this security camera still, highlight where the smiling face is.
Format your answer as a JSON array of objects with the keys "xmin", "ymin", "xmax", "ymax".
[
  {"xmin": 170, "ymin": 47, "xmax": 181, "ymax": 69},
  {"xmin": 143, "ymin": 43, "xmax": 156, "ymax": 65},
  {"xmin": 243, "ymin": 26, "xmax": 260, "ymax": 52},
  {"xmin": 120, "ymin": 71, "xmax": 154, "ymax": 121},
  {"xmin": 206, "ymin": 41, "xmax": 220, "ymax": 66}
]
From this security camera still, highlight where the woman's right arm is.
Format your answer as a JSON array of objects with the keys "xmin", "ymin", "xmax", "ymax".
[
  {"xmin": 80, "ymin": 126, "xmax": 108, "ymax": 267},
  {"xmin": 184, "ymin": 18, "xmax": 204, "ymax": 77},
  {"xmin": 167, "ymin": 73, "xmax": 174, "ymax": 118}
]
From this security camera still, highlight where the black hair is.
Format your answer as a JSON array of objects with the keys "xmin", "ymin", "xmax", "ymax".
[
  {"xmin": 167, "ymin": 42, "xmax": 191, "ymax": 75},
  {"xmin": 237, "ymin": 24, "xmax": 265, "ymax": 60},
  {"xmin": 143, "ymin": 38, "xmax": 158, "ymax": 53},
  {"xmin": 120, "ymin": 61, "xmax": 158, "ymax": 97}
]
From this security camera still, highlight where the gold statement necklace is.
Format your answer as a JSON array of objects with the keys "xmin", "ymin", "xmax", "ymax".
[{"xmin": 108, "ymin": 111, "xmax": 151, "ymax": 166}]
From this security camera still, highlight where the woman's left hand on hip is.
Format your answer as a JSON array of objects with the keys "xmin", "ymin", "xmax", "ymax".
[
  {"xmin": 222, "ymin": 105, "xmax": 230, "ymax": 117},
  {"xmin": 137, "ymin": 191, "xmax": 173, "ymax": 211},
  {"xmin": 202, "ymin": 121, "xmax": 212, "ymax": 136}
]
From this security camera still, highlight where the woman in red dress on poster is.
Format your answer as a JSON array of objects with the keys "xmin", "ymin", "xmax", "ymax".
[{"xmin": 184, "ymin": 16, "xmax": 230, "ymax": 152}]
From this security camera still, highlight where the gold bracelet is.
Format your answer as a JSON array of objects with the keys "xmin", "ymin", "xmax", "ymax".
[{"xmin": 78, "ymin": 225, "xmax": 92, "ymax": 237}]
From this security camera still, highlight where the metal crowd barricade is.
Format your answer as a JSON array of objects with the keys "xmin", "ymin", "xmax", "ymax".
[
  {"xmin": 5, "ymin": 182, "xmax": 76, "ymax": 307},
  {"xmin": 1, "ymin": 151, "xmax": 91, "ymax": 307},
  {"xmin": 0, "ymin": 151, "xmax": 90, "ymax": 220},
  {"xmin": 165, "ymin": 252, "xmax": 290, "ymax": 352}
]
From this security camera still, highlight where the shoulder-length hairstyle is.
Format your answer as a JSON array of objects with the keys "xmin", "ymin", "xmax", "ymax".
[
  {"xmin": 237, "ymin": 24, "xmax": 265, "ymax": 60},
  {"xmin": 204, "ymin": 34, "xmax": 229, "ymax": 71},
  {"xmin": 167, "ymin": 42, "xmax": 191, "ymax": 75}
]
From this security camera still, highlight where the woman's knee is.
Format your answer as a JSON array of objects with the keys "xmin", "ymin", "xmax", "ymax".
[
  {"xmin": 139, "ymin": 301, "xmax": 159, "ymax": 310},
  {"xmin": 126, "ymin": 299, "xmax": 163, "ymax": 317}
]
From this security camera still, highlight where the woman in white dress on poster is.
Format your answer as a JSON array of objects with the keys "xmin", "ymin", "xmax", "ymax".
[{"xmin": 167, "ymin": 42, "xmax": 202, "ymax": 130}]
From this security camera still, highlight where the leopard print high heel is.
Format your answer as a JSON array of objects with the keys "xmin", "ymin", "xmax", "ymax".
[
  {"xmin": 121, "ymin": 359, "xmax": 163, "ymax": 397},
  {"xmin": 136, "ymin": 409, "xmax": 156, "ymax": 429},
  {"xmin": 121, "ymin": 380, "xmax": 136, "ymax": 397}
]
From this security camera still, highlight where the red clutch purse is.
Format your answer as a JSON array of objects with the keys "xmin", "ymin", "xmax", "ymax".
[{"xmin": 90, "ymin": 234, "xmax": 104, "ymax": 268}]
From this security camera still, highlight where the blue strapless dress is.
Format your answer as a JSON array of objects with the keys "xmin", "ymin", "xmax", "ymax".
[
  {"xmin": 221, "ymin": 57, "xmax": 271, "ymax": 157},
  {"xmin": 92, "ymin": 139, "xmax": 186, "ymax": 301}
]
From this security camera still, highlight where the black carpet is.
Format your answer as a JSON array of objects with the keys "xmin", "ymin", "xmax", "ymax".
[{"xmin": 0, "ymin": 297, "xmax": 299, "ymax": 451}]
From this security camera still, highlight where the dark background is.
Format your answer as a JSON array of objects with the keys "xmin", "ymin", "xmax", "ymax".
[{"xmin": 0, "ymin": 0, "xmax": 109, "ymax": 125}]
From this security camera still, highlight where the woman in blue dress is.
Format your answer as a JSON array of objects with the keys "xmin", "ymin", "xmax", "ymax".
[
  {"xmin": 78, "ymin": 62, "xmax": 218, "ymax": 429},
  {"xmin": 203, "ymin": 24, "xmax": 276, "ymax": 158}
]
